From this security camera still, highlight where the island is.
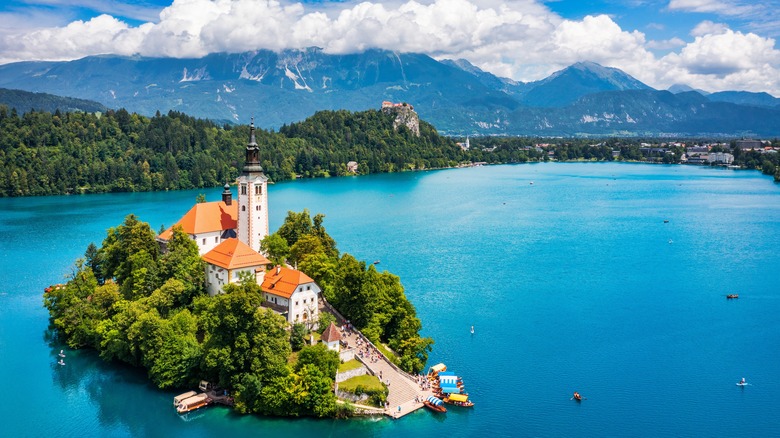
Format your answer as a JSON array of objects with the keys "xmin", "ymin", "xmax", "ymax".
[{"xmin": 43, "ymin": 121, "xmax": 434, "ymax": 418}]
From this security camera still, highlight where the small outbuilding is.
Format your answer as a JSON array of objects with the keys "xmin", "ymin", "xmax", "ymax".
[{"xmin": 321, "ymin": 322, "xmax": 342, "ymax": 352}]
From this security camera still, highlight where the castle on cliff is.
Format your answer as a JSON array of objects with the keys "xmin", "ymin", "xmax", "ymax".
[{"xmin": 381, "ymin": 101, "xmax": 420, "ymax": 136}]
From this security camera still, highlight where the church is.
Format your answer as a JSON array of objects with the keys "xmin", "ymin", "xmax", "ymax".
[{"xmin": 157, "ymin": 121, "xmax": 319, "ymax": 327}]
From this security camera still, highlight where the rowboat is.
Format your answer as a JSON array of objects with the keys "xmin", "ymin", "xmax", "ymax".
[
  {"xmin": 573, "ymin": 392, "xmax": 582, "ymax": 401},
  {"xmin": 726, "ymin": 294, "xmax": 739, "ymax": 299}
]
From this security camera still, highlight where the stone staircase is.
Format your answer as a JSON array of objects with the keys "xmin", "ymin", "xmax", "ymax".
[{"xmin": 340, "ymin": 330, "xmax": 429, "ymax": 418}]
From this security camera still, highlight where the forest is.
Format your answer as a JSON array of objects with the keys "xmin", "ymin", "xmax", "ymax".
[
  {"xmin": 0, "ymin": 105, "xmax": 466, "ymax": 197},
  {"xmin": 44, "ymin": 210, "xmax": 430, "ymax": 417}
]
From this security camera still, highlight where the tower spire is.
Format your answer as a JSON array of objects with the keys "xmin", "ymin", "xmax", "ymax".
[{"xmin": 243, "ymin": 116, "xmax": 263, "ymax": 174}]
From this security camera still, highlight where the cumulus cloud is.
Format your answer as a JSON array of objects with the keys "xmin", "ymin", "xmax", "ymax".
[
  {"xmin": 657, "ymin": 30, "xmax": 780, "ymax": 93},
  {"xmin": 691, "ymin": 20, "xmax": 729, "ymax": 36},
  {"xmin": 0, "ymin": 0, "xmax": 779, "ymax": 95},
  {"xmin": 647, "ymin": 37, "xmax": 686, "ymax": 50}
]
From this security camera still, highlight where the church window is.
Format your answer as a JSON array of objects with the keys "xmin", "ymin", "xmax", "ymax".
[
  {"xmin": 242, "ymin": 206, "xmax": 246, "ymax": 211},
  {"xmin": 307, "ymin": 285, "xmax": 311, "ymax": 290},
  {"xmin": 202, "ymin": 238, "xmax": 206, "ymax": 245},
  {"xmin": 295, "ymin": 301, "xmax": 299, "ymax": 306},
  {"xmin": 241, "ymin": 184, "xmax": 247, "ymax": 195},
  {"xmin": 215, "ymin": 237, "xmax": 218, "ymax": 243},
  {"xmin": 255, "ymin": 185, "xmax": 262, "ymax": 195}
]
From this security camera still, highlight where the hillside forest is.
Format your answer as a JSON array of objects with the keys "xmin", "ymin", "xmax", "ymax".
[{"xmin": 2, "ymin": 105, "xmax": 779, "ymax": 197}]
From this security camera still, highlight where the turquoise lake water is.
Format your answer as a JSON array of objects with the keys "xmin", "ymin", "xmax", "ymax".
[{"xmin": 1, "ymin": 162, "xmax": 779, "ymax": 437}]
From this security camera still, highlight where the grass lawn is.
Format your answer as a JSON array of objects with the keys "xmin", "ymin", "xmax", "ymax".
[
  {"xmin": 339, "ymin": 375, "xmax": 384, "ymax": 393},
  {"xmin": 338, "ymin": 359, "xmax": 363, "ymax": 373}
]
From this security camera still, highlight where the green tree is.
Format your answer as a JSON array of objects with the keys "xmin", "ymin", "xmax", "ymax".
[
  {"xmin": 290, "ymin": 323, "xmax": 308, "ymax": 351},
  {"xmin": 260, "ymin": 232, "xmax": 290, "ymax": 266},
  {"xmin": 295, "ymin": 343, "xmax": 339, "ymax": 379},
  {"xmin": 158, "ymin": 226, "xmax": 205, "ymax": 306},
  {"xmin": 277, "ymin": 209, "xmax": 313, "ymax": 247}
]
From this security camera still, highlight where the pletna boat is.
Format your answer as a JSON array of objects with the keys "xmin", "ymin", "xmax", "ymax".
[
  {"xmin": 176, "ymin": 393, "xmax": 211, "ymax": 414},
  {"xmin": 573, "ymin": 392, "xmax": 582, "ymax": 401},
  {"xmin": 423, "ymin": 396, "xmax": 447, "ymax": 413},
  {"xmin": 443, "ymin": 393, "xmax": 474, "ymax": 407},
  {"xmin": 727, "ymin": 294, "xmax": 739, "ymax": 299}
]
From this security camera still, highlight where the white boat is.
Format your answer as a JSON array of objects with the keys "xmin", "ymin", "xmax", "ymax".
[
  {"xmin": 57, "ymin": 359, "xmax": 65, "ymax": 366},
  {"xmin": 736, "ymin": 378, "xmax": 748, "ymax": 387},
  {"xmin": 58, "ymin": 350, "xmax": 66, "ymax": 358}
]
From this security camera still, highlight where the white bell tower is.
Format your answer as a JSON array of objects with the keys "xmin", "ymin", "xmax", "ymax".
[{"xmin": 237, "ymin": 119, "xmax": 269, "ymax": 253}]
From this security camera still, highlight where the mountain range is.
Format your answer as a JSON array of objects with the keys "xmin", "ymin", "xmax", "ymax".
[{"xmin": 0, "ymin": 48, "xmax": 778, "ymax": 136}]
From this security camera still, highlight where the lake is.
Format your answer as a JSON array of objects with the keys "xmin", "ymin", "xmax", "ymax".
[{"xmin": 1, "ymin": 162, "xmax": 779, "ymax": 437}]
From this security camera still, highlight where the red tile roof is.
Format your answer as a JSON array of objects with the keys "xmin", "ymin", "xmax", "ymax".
[
  {"xmin": 158, "ymin": 201, "xmax": 237, "ymax": 240},
  {"xmin": 261, "ymin": 266, "xmax": 315, "ymax": 299},
  {"xmin": 202, "ymin": 238, "xmax": 270, "ymax": 270},
  {"xmin": 320, "ymin": 322, "xmax": 341, "ymax": 343}
]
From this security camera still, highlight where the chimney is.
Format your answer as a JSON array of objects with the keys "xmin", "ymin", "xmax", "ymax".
[{"xmin": 276, "ymin": 265, "xmax": 281, "ymax": 275}]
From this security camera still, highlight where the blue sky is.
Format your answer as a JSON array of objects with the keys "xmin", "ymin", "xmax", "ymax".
[{"xmin": 1, "ymin": 0, "xmax": 779, "ymax": 95}]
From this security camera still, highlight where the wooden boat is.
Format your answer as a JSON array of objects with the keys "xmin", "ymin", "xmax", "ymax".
[
  {"xmin": 176, "ymin": 393, "xmax": 211, "ymax": 414},
  {"xmin": 573, "ymin": 392, "xmax": 582, "ymax": 401},
  {"xmin": 443, "ymin": 393, "xmax": 474, "ymax": 407},
  {"xmin": 423, "ymin": 396, "xmax": 447, "ymax": 413},
  {"xmin": 174, "ymin": 390, "xmax": 198, "ymax": 407},
  {"xmin": 726, "ymin": 294, "xmax": 739, "ymax": 299}
]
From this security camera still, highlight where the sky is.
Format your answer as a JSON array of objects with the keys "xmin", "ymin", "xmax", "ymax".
[{"xmin": 1, "ymin": 0, "xmax": 779, "ymax": 95}]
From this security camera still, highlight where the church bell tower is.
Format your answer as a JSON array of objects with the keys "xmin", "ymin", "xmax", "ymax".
[{"xmin": 237, "ymin": 118, "xmax": 269, "ymax": 253}]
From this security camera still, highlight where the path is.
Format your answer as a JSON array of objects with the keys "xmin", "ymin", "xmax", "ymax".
[{"xmin": 340, "ymin": 328, "xmax": 432, "ymax": 418}]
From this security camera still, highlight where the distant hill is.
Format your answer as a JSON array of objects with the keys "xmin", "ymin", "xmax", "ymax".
[
  {"xmin": 668, "ymin": 83, "xmax": 709, "ymax": 95},
  {"xmin": 0, "ymin": 50, "xmax": 778, "ymax": 136},
  {"xmin": 707, "ymin": 91, "xmax": 780, "ymax": 108},
  {"xmin": 0, "ymin": 88, "xmax": 108, "ymax": 114}
]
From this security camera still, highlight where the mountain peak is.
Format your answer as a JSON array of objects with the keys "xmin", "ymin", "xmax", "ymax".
[{"xmin": 523, "ymin": 61, "xmax": 650, "ymax": 107}]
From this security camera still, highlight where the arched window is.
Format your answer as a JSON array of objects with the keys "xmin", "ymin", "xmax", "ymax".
[{"xmin": 242, "ymin": 206, "xmax": 246, "ymax": 211}]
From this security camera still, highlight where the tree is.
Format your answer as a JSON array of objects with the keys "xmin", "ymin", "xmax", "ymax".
[
  {"xmin": 289, "ymin": 234, "xmax": 325, "ymax": 267},
  {"xmin": 84, "ymin": 242, "xmax": 103, "ymax": 282},
  {"xmin": 277, "ymin": 209, "xmax": 313, "ymax": 247},
  {"xmin": 197, "ymin": 283, "xmax": 291, "ymax": 386},
  {"xmin": 260, "ymin": 233, "xmax": 289, "ymax": 266},
  {"xmin": 158, "ymin": 226, "xmax": 205, "ymax": 306},
  {"xmin": 196, "ymin": 193, "xmax": 206, "ymax": 203},
  {"xmin": 290, "ymin": 323, "xmax": 308, "ymax": 351},
  {"xmin": 295, "ymin": 343, "xmax": 339, "ymax": 379}
]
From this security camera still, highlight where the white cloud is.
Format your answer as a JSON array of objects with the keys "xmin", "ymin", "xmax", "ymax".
[
  {"xmin": 647, "ymin": 37, "xmax": 686, "ymax": 50},
  {"xmin": 0, "ymin": 0, "xmax": 778, "ymax": 95},
  {"xmin": 690, "ymin": 20, "xmax": 729, "ymax": 36},
  {"xmin": 667, "ymin": 0, "xmax": 756, "ymax": 16},
  {"xmin": 656, "ymin": 30, "xmax": 780, "ymax": 94}
]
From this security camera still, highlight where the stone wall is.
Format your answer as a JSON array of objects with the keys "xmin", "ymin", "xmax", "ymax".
[{"xmin": 336, "ymin": 364, "xmax": 368, "ymax": 383}]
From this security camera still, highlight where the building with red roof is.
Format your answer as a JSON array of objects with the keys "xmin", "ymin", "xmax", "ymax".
[
  {"xmin": 157, "ymin": 184, "xmax": 237, "ymax": 255},
  {"xmin": 203, "ymin": 238, "xmax": 271, "ymax": 295},
  {"xmin": 320, "ymin": 322, "xmax": 341, "ymax": 352},
  {"xmin": 261, "ymin": 265, "xmax": 320, "ymax": 327}
]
